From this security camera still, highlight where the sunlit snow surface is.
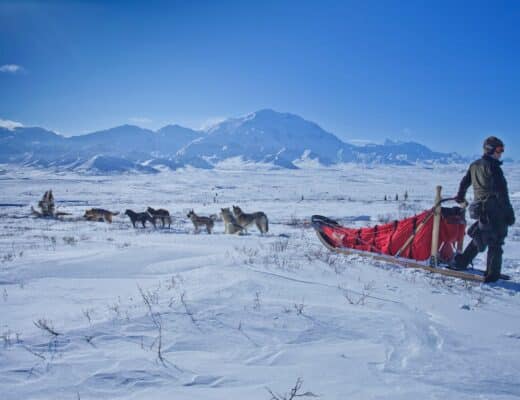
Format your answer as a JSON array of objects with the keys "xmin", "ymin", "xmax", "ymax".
[{"xmin": 1, "ymin": 163, "xmax": 519, "ymax": 399}]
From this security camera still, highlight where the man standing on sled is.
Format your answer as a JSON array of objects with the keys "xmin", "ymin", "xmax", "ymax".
[{"xmin": 452, "ymin": 136, "xmax": 515, "ymax": 282}]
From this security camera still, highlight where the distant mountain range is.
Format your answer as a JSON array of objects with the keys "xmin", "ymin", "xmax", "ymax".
[{"xmin": 0, "ymin": 109, "xmax": 467, "ymax": 173}]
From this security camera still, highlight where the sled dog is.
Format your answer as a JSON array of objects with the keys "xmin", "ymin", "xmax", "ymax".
[
  {"xmin": 83, "ymin": 208, "xmax": 119, "ymax": 223},
  {"xmin": 147, "ymin": 207, "xmax": 171, "ymax": 228},
  {"xmin": 187, "ymin": 210, "xmax": 214, "ymax": 234},
  {"xmin": 220, "ymin": 208, "xmax": 245, "ymax": 234},
  {"xmin": 232, "ymin": 205, "xmax": 268, "ymax": 234},
  {"xmin": 38, "ymin": 190, "xmax": 55, "ymax": 215},
  {"xmin": 124, "ymin": 209, "xmax": 156, "ymax": 228}
]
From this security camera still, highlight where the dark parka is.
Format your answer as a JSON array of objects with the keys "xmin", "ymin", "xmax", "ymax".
[
  {"xmin": 457, "ymin": 155, "xmax": 515, "ymax": 228},
  {"xmin": 455, "ymin": 155, "xmax": 515, "ymax": 281}
]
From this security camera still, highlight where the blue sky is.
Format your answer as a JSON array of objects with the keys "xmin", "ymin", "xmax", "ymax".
[{"xmin": 1, "ymin": 0, "xmax": 519, "ymax": 157}]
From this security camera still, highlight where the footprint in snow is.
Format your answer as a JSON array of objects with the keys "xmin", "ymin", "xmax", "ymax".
[
  {"xmin": 505, "ymin": 332, "xmax": 520, "ymax": 339},
  {"xmin": 184, "ymin": 375, "xmax": 224, "ymax": 387}
]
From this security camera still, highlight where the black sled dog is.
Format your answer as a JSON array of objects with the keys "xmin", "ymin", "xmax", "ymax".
[{"xmin": 125, "ymin": 209, "xmax": 156, "ymax": 228}]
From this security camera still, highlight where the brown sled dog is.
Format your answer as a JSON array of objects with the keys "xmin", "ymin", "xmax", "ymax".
[
  {"xmin": 125, "ymin": 209, "xmax": 156, "ymax": 228},
  {"xmin": 232, "ymin": 205, "xmax": 268, "ymax": 234},
  {"xmin": 147, "ymin": 207, "xmax": 171, "ymax": 228},
  {"xmin": 83, "ymin": 208, "xmax": 119, "ymax": 223},
  {"xmin": 187, "ymin": 210, "xmax": 215, "ymax": 234}
]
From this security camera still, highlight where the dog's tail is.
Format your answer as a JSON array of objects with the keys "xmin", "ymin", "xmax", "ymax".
[
  {"xmin": 257, "ymin": 214, "xmax": 268, "ymax": 234},
  {"xmin": 209, "ymin": 214, "xmax": 218, "ymax": 221},
  {"xmin": 112, "ymin": 211, "xmax": 120, "ymax": 216}
]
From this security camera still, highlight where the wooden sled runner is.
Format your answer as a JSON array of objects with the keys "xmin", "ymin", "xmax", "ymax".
[{"xmin": 312, "ymin": 186, "xmax": 510, "ymax": 283}]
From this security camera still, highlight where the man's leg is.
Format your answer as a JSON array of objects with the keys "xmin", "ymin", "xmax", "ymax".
[
  {"xmin": 483, "ymin": 209, "xmax": 507, "ymax": 283},
  {"xmin": 453, "ymin": 220, "xmax": 487, "ymax": 270},
  {"xmin": 453, "ymin": 240, "xmax": 481, "ymax": 270},
  {"xmin": 485, "ymin": 227, "xmax": 507, "ymax": 282},
  {"xmin": 485, "ymin": 242, "xmax": 504, "ymax": 283}
]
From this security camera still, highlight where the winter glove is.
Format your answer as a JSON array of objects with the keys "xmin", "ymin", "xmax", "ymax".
[
  {"xmin": 505, "ymin": 204, "xmax": 516, "ymax": 226},
  {"xmin": 454, "ymin": 194, "xmax": 466, "ymax": 204}
]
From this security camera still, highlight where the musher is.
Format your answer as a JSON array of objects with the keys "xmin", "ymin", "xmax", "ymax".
[{"xmin": 452, "ymin": 136, "xmax": 515, "ymax": 282}]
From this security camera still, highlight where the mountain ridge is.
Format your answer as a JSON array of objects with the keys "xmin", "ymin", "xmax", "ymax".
[{"xmin": 0, "ymin": 110, "xmax": 469, "ymax": 173}]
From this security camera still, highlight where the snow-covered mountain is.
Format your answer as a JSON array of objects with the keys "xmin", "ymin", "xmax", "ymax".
[
  {"xmin": 351, "ymin": 139, "xmax": 464, "ymax": 165},
  {"xmin": 0, "ymin": 124, "xmax": 203, "ymax": 172},
  {"xmin": 0, "ymin": 110, "xmax": 466, "ymax": 173},
  {"xmin": 178, "ymin": 109, "xmax": 354, "ymax": 168}
]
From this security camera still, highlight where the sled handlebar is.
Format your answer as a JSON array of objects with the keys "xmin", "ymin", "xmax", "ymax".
[{"xmin": 436, "ymin": 197, "xmax": 467, "ymax": 208}]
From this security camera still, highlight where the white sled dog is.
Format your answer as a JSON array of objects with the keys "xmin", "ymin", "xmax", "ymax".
[
  {"xmin": 187, "ymin": 210, "xmax": 215, "ymax": 234},
  {"xmin": 220, "ymin": 208, "xmax": 245, "ymax": 234},
  {"xmin": 232, "ymin": 205, "xmax": 268, "ymax": 234}
]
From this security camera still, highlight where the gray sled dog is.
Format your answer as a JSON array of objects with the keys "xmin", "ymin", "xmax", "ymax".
[
  {"xmin": 232, "ymin": 205, "xmax": 268, "ymax": 234},
  {"xmin": 187, "ymin": 210, "xmax": 214, "ymax": 234},
  {"xmin": 84, "ymin": 208, "xmax": 119, "ymax": 223},
  {"xmin": 220, "ymin": 208, "xmax": 245, "ymax": 234},
  {"xmin": 147, "ymin": 207, "xmax": 171, "ymax": 228}
]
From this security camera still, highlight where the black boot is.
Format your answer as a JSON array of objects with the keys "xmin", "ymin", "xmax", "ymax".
[
  {"xmin": 452, "ymin": 241, "xmax": 480, "ymax": 270},
  {"xmin": 484, "ymin": 245, "xmax": 503, "ymax": 283}
]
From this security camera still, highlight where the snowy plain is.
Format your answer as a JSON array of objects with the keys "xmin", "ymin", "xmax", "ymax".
[{"xmin": 1, "ymin": 163, "xmax": 519, "ymax": 399}]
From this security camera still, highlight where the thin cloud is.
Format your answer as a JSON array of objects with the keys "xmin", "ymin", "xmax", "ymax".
[
  {"xmin": 200, "ymin": 116, "xmax": 227, "ymax": 131},
  {"xmin": 347, "ymin": 139, "xmax": 379, "ymax": 146},
  {"xmin": 0, "ymin": 118, "xmax": 24, "ymax": 130},
  {"xmin": 129, "ymin": 117, "xmax": 152, "ymax": 125},
  {"xmin": 0, "ymin": 64, "xmax": 23, "ymax": 73}
]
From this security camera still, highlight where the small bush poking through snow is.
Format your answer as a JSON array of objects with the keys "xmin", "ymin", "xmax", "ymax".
[
  {"xmin": 62, "ymin": 236, "xmax": 77, "ymax": 245},
  {"xmin": 266, "ymin": 377, "xmax": 318, "ymax": 399},
  {"xmin": 270, "ymin": 238, "xmax": 289, "ymax": 252}
]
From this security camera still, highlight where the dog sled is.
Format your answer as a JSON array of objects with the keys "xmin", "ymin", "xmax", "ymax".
[{"xmin": 312, "ymin": 186, "xmax": 510, "ymax": 283}]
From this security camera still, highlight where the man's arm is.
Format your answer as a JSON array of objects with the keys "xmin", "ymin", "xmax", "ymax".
[
  {"xmin": 495, "ymin": 166, "xmax": 511, "ymax": 204},
  {"xmin": 456, "ymin": 168, "xmax": 471, "ymax": 203},
  {"xmin": 495, "ymin": 166, "xmax": 515, "ymax": 225}
]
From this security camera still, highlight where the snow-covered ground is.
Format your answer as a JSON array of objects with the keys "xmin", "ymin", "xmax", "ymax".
[{"xmin": 1, "ymin": 163, "xmax": 519, "ymax": 399}]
